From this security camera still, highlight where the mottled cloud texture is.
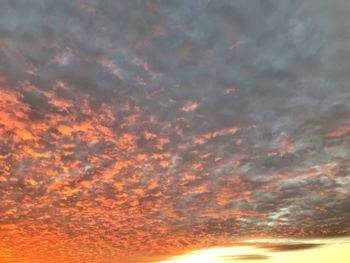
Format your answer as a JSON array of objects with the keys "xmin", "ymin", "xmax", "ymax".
[{"xmin": 0, "ymin": 0, "xmax": 350, "ymax": 262}]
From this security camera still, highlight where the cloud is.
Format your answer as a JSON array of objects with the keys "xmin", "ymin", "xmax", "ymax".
[
  {"xmin": 220, "ymin": 254, "xmax": 270, "ymax": 261},
  {"xmin": 0, "ymin": 0, "xmax": 350, "ymax": 262},
  {"xmin": 261, "ymin": 243, "xmax": 323, "ymax": 252}
]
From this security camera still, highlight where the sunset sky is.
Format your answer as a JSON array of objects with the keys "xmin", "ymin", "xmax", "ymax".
[{"xmin": 0, "ymin": 0, "xmax": 350, "ymax": 262}]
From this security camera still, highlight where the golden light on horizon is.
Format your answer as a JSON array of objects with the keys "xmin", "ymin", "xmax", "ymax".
[
  {"xmin": 155, "ymin": 246, "xmax": 258, "ymax": 263},
  {"xmin": 155, "ymin": 238, "xmax": 350, "ymax": 263}
]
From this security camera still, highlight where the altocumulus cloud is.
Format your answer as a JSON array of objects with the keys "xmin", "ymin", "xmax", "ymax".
[{"xmin": 0, "ymin": 0, "xmax": 349, "ymax": 262}]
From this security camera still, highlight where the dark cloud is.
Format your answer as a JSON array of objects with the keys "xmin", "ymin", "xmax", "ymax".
[
  {"xmin": 261, "ymin": 243, "xmax": 323, "ymax": 252},
  {"xmin": 220, "ymin": 254, "xmax": 270, "ymax": 261}
]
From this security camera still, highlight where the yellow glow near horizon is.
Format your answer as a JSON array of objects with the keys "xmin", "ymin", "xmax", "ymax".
[
  {"xmin": 155, "ymin": 246, "xmax": 259, "ymax": 263},
  {"xmin": 155, "ymin": 237, "xmax": 350, "ymax": 263}
]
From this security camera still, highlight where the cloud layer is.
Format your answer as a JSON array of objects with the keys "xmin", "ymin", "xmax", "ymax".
[{"xmin": 0, "ymin": 0, "xmax": 350, "ymax": 262}]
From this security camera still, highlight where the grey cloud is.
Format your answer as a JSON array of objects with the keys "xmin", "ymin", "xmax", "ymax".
[
  {"xmin": 261, "ymin": 243, "xmax": 322, "ymax": 252},
  {"xmin": 220, "ymin": 254, "xmax": 270, "ymax": 261}
]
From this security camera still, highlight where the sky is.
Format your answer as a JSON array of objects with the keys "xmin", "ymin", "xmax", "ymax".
[{"xmin": 0, "ymin": 0, "xmax": 349, "ymax": 262}]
